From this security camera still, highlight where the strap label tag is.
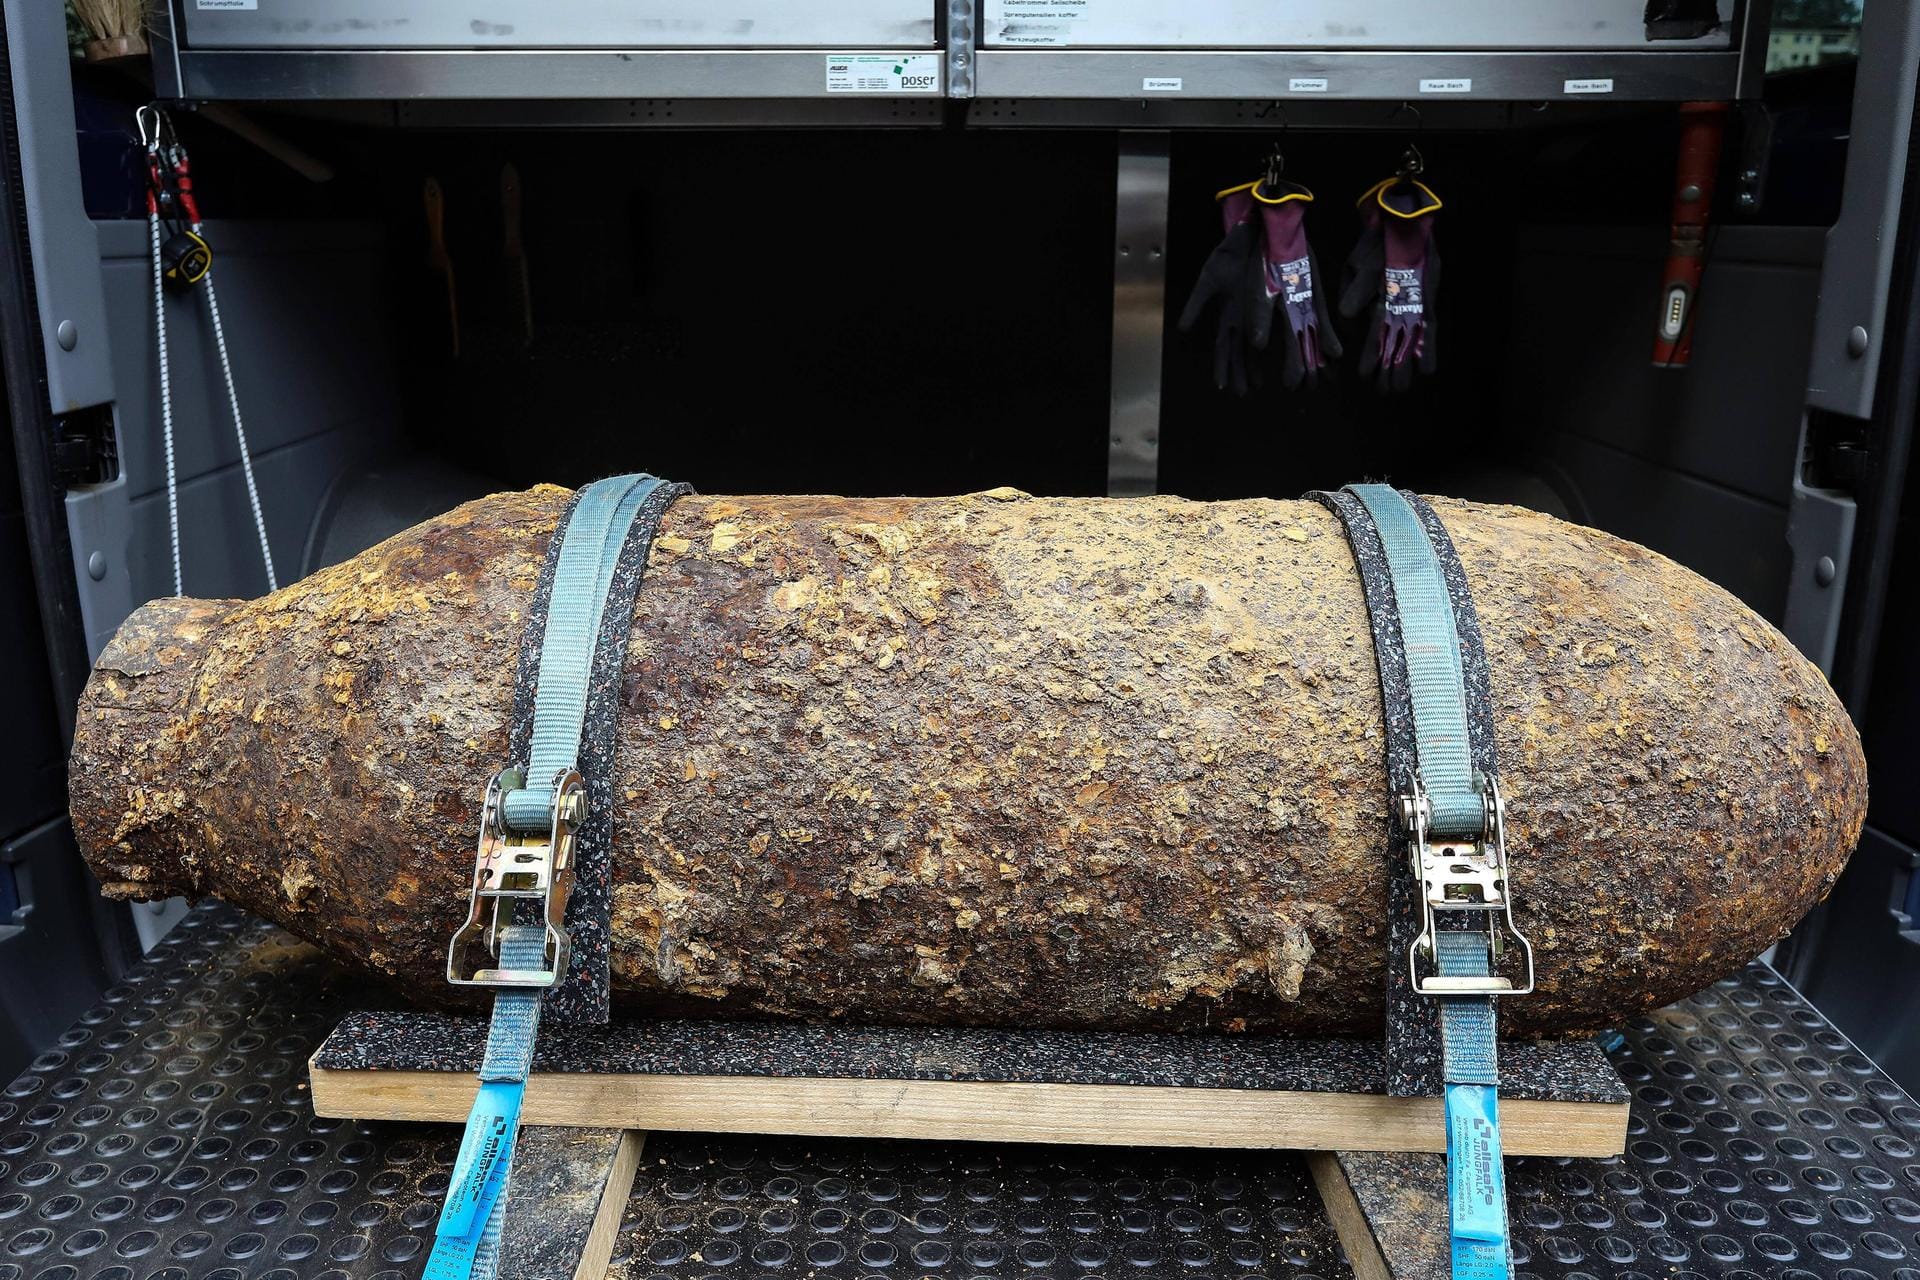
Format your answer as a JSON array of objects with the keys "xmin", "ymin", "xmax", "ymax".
[
  {"xmin": 1451, "ymin": 1234, "xmax": 1511, "ymax": 1280},
  {"xmin": 1445, "ymin": 1082, "xmax": 1509, "ymax": 1243},
  {"xmin": 435, "ymin": 1080, "xmax": 524, "ymax": 1239}
]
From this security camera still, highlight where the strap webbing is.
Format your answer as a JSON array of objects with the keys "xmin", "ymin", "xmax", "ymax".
[
  {"xmin": 425, "ymin": 925, "xmax": 545, "ymax": 1280},
  {"xmin": 502, "ymin": 476, "xmax": 663, "ymax": 831},
  {"xmin": 427, "ymin": 474, "xmax": 678, "ymax": 1280},
  {"xmin": 1347, "ymin": 484, "xmax": 1480, "ymax": 836},
  {"xmin": 1320, "ymin": 484, "xmax": 1515, "ymax": 1280}
]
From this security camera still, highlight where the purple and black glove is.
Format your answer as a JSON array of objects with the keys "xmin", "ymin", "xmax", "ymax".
[
  {"xmin": 1177, "ymin": 186, "xmax": 1265, "ymax": 397},
  {"xmin": 1340, "ymin": 179, "xmax": 1442, "ymax": 395},
  {"xmin": 1250, "ymin": 189, "xmax": 1343, "ymax": 391}
]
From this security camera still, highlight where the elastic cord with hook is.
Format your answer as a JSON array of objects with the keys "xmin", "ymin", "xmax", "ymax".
[
  {"xmin": 140, "ymin": 106, "xmax": 184, "ymax": 598},
  {"xmin": 141, "ymin": 104, "xmax": 278, "ymax": 595}
]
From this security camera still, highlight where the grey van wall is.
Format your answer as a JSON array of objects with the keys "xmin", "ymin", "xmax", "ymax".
[
  {"xmin": 69, "ymin": 219, "xmax": 403, "ymax": 656},
  {"xmin": 1501, "ymin": 223, "xmax": 1825, "ymax": 624}
]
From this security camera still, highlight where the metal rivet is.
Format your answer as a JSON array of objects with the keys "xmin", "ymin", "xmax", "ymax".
[
  {"xmin": 56, "ymin": 320, "xmax": 77, "ymax": 351},
  {"xmin": 1815, "ymin": 556, "xmax": 1837, "ymax": 587},
  {"xmin": 1847, "ymin": 326, "xmax": 1870, "ymax": 358},
  {"xmin": 87, "ymin": 551, "xmax": 107, "ymax": 580},
  {"xmin": 1679, "ymin": 183, "xmax": 1702, "ymax": 204}
]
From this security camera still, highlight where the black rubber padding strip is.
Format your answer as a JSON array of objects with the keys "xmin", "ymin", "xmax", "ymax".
[
  {"xmin": 1311, "ymin": 488, "xmax": 1444, "ymax": 1097},
  {"xmin": 1312, "ymin": 489, "xmax": 1511, "ymax": 1099},
  {"xmin": 312, "ymin": 1008, "xmax": 1627, "ymax": 1103},
  {"xmin": 507, "ymin": 478, "xmax": 693, "ymax": 1026}
]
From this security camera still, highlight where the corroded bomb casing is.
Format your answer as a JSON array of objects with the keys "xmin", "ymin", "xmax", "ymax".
[{"xmin": 71, "ymin": 486, "xmax": 1866, "ymax": 1037}]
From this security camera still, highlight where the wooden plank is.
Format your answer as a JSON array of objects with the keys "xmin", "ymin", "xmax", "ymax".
[
  {"xmin": 311, "ymin": 1066, "xmax": 1627, "ymax": 1158},
  {"xmin": 500, "ymin": 1128, "xmax": 646, "ymax": 1280},
  {"xmin": 1308, "ymin": 1150, "xmax": 1448, "ymax": 1280},
  {"xmin": 577, "ymin": 1131, "xmax": 645, "ymax": 1280}
]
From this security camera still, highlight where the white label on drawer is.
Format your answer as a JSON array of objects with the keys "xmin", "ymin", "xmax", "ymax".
[
  {"xmin": 1142, "ymin": 77, "xmax": 1183, "ymax": 92},
  {"xmin": 825, "ymin": 54, "xmax": 941, "ymax": 94},
  {"xmin": 1289, "ymin": 78, "xmax": 1330, "ymax": 93},
  {"xmin": 1564, "ymin": 78, "xmax": 1616, "ymax": 94},
  {"xmin": 196, "ymin": 0, "xmax": 257, "ymax": 9},
  {"xmin": 988, "ymin": 0, "xmax": 1087, "ymax": 45},
  {"xmin": 1419, "ymin": 78, "xmax": 1472, "ymax": 94}
]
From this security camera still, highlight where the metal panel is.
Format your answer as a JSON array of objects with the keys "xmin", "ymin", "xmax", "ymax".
[
  {"xmin": 162, "ymin": 48, "xmax": 948, "ymax": 101},
  {"xmin": 946, "ymin": 0, "xmax": 977, "ymax": 99},
  {"xmin": 1106, "ymin": 133, "xmax": 1166, "ymax": 499},
  {"xmin": 65, "ymin": 218, "xmax": 399, "ymax": 653},
  {"xmin": 1782, "ymin": 460, "xmax": 1856, "ymax": 674},
  {"xmin": 1536, "ymin": 433, "xmax": 1793, "ymax": 622},
  {"xmin": 1805, "ymin": 0, "xmax": 1920, "ymax": 421},
  {"xmin": 973, "ymin": 49, "xmax": 1741, "ymax": 102},
  {"xmin": 1505, "ymin": 224, "xmax": 1824, "ymax": 510},
  {"xmin": 180, "ymin": 0, "xmax": 935, "ymax": 49},
  {"xmin": 980, "ymin": 0, "xmax": 1731, "ymax": 48},
  {"xmin": 1, "ymin": 0, "xmax": 115, "ymax": 414},
  {"xmin": 392, "ymin": 97, "xmax": 945, "ymax": 128},
  {"xmin": 1731, "ymin": 0, "xmax": 1771, "ymax": 100}
]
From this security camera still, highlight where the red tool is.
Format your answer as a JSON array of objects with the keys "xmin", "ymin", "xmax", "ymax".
[{"xmin": 1653, "ymin": 100, "xmax": 1728, "ymax": 368}]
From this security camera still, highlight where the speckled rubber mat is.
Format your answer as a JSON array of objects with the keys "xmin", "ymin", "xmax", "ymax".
[
  {"xmin": 312, "ymin": 1010, "xmax": 1626, "ymax": 1104},
  {"xmin": 4, "ymin": 903, "xmax": 1919, "ymax": 1279}
]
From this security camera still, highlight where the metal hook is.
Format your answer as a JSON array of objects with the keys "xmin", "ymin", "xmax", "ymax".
[
  {"xmin": 1398, "ymin": 142, "xmax": 1425, "ymax": 178},
  {"xmin": 136, "ymin": 103, "xmax": 162, "ymax": 150}
]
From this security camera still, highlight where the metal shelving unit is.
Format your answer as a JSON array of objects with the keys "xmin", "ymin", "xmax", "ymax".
[{"xmin": 148, "ymin": 0, "xmax": 1764, "ymax": 112}]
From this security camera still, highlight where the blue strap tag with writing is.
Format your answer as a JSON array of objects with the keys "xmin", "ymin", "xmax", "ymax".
[
  {"xmin": 1445, "ymin": 1082, "xmax": 1509, "ymax": 1243},
  {"xmin": 1450, "ymin": 1234, "xmax": 1510, "ymax": 1280},
  {"xmin": 422, "ymin": 1080, "xmax": 525, "ymax": 1280}
]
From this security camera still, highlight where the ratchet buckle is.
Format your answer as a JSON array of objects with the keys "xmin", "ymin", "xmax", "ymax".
[
  {"xmin": 1399, "ymin": 773, "xmax": 1535, "ymax": 998},
  {"xmin": 447, "ymin": 766, "xmax": 584, "ymax": 988}
]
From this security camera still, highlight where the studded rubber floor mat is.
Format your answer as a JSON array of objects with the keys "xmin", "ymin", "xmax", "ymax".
[{"xmin": 3, "ymin": 904, "xmax": 1918, "ymax": 1279}]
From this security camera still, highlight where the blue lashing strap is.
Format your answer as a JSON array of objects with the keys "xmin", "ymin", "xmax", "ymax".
[
  {"xmin": 501, "ymin": 476, "xmax": 664, "ymax": 832},
  {"xmin": 1347, "ymin": 485, "xmax": 1480, "ymax": 835},
  {"xmin": 1346, "ymin": 483, "xmax": 1515, "ymax": 1280},
  {"xmin": 425, "ymin": 474, "xmax": 667, "ymax": 1280}
]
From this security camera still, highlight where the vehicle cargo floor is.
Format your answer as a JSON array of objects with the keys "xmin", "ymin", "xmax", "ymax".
[{"xmin": 2, "ymin": 904, "xmax": 1916, "ymax": 1279}]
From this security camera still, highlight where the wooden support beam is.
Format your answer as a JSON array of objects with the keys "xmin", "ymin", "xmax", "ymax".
[
  {"xmin": 1308, "ymin": 1150, "xmax": 1449, "ymax": 1280},
  {"xmin": 314, "ymin": 1067, "xmax": 1626, "ymax": 1158},
  {"xmin": 500, "ymin": 1128, "xmax": 646, "ymax": 1280}
]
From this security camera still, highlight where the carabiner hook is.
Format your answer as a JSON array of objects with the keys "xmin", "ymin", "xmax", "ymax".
[{"xmin": 136, "ymin": 103, "xmax": 162, "ymax": 152}]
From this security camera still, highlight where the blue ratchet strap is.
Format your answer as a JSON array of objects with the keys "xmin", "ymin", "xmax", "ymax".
[
  {"xmin": 426, "ymin": 474, "xmax": 666, "ymax": 1280},
  {"xmin": 1345, "ymin": 484, "xmax": 1516, "ymax": 1280},
  {"xmin": 424, "ymin": 926, "xmax": 546, "ymax": 1280},
  {"xmin": 502, "ymin": 475, "xmax": 664, "ymax": 832}
]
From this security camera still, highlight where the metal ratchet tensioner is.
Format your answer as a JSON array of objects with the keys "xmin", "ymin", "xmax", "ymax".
[
  {"xmin": 1398, "ymin": 772, "xmax": 1536, "ymax": 997},
  {"xmin": 446, "ymin": 765, "xmax": 584, "ymax": 988}
]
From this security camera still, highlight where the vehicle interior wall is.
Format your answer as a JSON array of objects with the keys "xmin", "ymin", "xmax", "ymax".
[{"xmin": 67, "ymin": 72, "xmax": 1849, "ymax": 617}]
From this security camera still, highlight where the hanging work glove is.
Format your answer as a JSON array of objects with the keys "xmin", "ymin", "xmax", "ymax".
[
  {"xmin": 1177, "ymin": 185, "xmax": 1264, "ymax": 396},
  {"xmin": 1341, "ymin": 178, "xmax": 1442, "ymax": 395},
  {"xmin": 1249, "ymin": 185, "xmax": 1343, "ymax": 390},
  {"xmin": 1338, "ymin": 178, "xmax": 1389, "ymax": 320}
]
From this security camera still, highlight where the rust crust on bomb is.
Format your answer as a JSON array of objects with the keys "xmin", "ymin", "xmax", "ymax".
[{"xmin": 70, "ymin": 487, "xmax": 1867, "ymax": 1037}]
